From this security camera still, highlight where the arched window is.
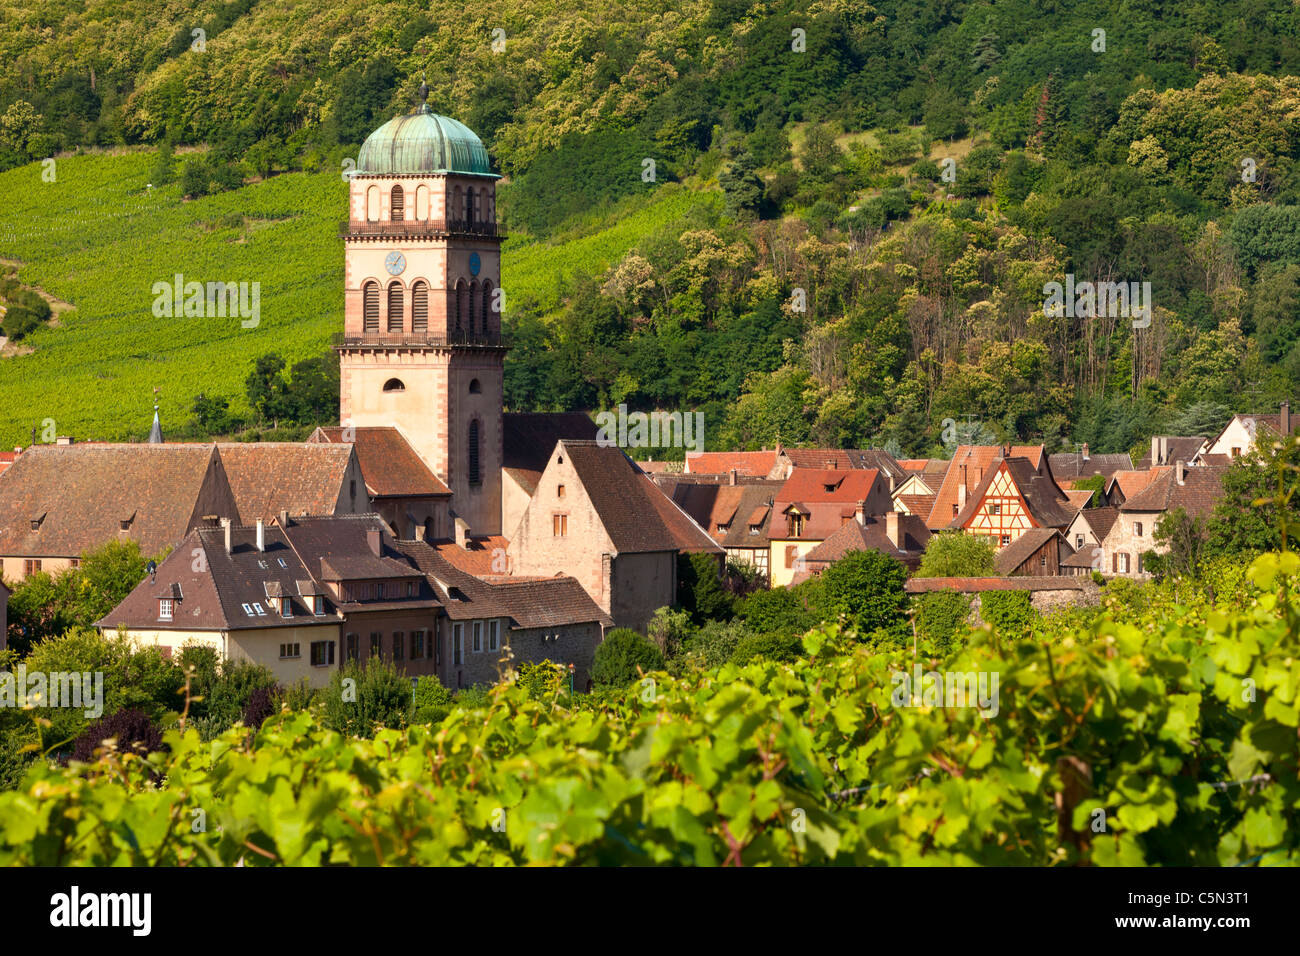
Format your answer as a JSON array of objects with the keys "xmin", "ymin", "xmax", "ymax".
[
  {"xmin": 415, "ymin": 184, "xmax": 430, "ymax": 220},
  {"xmin": 363, "ymin": 281, "xmax": 379, "ymax": 332},
  {"xmin": 465, "ymin": 186, "xmax": 475, "ymax": 224},
  {"xmin": 469, "ymin": 378, "xmax": 481, "ymax": 394},
  {"xmin": 467, "ymin": 282, "xmax": 477, "ymax": 335},
  {"xmin": 366, "ymin": 185, "xmax": 379, "ymax": 222},
  {"xmin": 481, "ymin": 279, "xmax": 493, "ymax": 332},
  {"xmin": 454, "ymin": 280, "xmax": 466, "ymax": 336},
  {"xmin": 452, "ymin": 186, "xmax": 462, "ymax": 228},
  {"xmin": 387, "ymin": 282, "xmax": 404, "ymax": 333},
  {"xmin": 383, "ymin": 378, "xmax": 406, "ymax": 392},
  {"xmin": 468, "ymin": 420, "xmax": 481, "ymax": 484},
  {"xmin": 411, "ymin": 281, "xmax": 428, "ymax": 332},
  {"xmin": 390, "ymin": 185, "xmax": 404, "ymax": 222}
]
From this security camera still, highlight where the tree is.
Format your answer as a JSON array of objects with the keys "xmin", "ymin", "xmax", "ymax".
[
  {"xmin": 150, "ymin": 139, "xmax": 175, "ymax": 186},
  {"xmin": 677, "ymin": 552, "xmax": 732, "ymax": 623},
  {"xmin": 179, "ymin": 157, "xmax": 210, "ymax": 198},
  {"xmin": 1205, "ymin": 435, "xmax": 1300, "ymax": 556},
  {"xmin": 818, "ymin": 549, "xmax": 908, "ymax": 639},
  {"xmin": 719, "ymin": 151, "xmax": 764, "ymax": 217},
  {"xmin": 191, "ymin": 393, "xmax": 234, "ymax": 435},
  {"xmin": 322, "ymin": 659, "xmax": 411, "ymax": 737},
  {"xmin": 801, "ymin": 124, "xmax": 843, "ymax": 180},
  {"xmin": 590, "ymin": 629, "xmax": 663, "ymax": 690},
  {"xmin": 245, "ymin": 353, "xmax": 291, "ymax": 423},
  {"xmin": 1152, "ymin": 507, "xmax": 1208, "ymax": 578},
  {"xmin": 916, "ymin": 533, "xmax": 997, "ymax": 577},
  {"xmin": 0, "ymin": 100, "xmax": 46, "ymax": 163}
]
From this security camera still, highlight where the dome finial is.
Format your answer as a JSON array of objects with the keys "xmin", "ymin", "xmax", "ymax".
[{"xmin": 417, "ymin": 73, "xmax": 429, "ymax": 113}]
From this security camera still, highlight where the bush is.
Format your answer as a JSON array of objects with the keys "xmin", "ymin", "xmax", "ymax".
[
  {"xmin": 979, "ymin": 591, "xmax": 1036, "ymax": 635},
  {"xmin": 669, "ymin": 619, "xmax": 752, "ymax": 675},
  {"xmin": 411, "ymin": 676, "xmax": 456, "ymax": 724},
  {"xmin": 516, "ymin": 660, "xmax": 567, "ymax": 700},
  {"xmin": 591, "ymin": 629, "xmax": 664, "ymax": 690},
  {"xmin": 70, "ymin": 708, "xmax": 164, "ymax": 764},
  {"xmin": 321, "ymin": 659, "xmax": 412, "ymax": 737},
  {"xmin": 205, "ymin": 660, "xmax": 278, "ymax": 729},
  {"xmin": 241, "ymin": 685, "xmax": 280, "ymax": 729},
  {"xmin": 730, "ymin": 631, "xmax": 802, "ymax": 665},
  {"xmin": 917, "ymin": 533, "xmax": 998, "ymax": 577},
  {"xmin": 914, "ymin": 591, "xmax": 971, "ymax": 653},
  {"xmin": 819, "ymin": 550, "xmax": 909, "ymax": 640},
  {"xmin": 677, "ymin": 552, "xmax": 732, "ymax": 623}
]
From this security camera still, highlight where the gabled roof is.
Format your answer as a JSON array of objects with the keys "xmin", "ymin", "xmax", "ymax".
[
  {"xmin": 1119, "ymin": 465, "xmax": 1228, "ymax": 518},
  {"xmin": 216, "ymin": 443, "xmax": 358, "ymax": 523},
  {"xmin": 771, "ymin": 468, "xmax": 888, "ymax": 540},
  {"xmin": 98, "ymin": 523, "xmax": 345, "ymax": 631},
  {"xmin": 0, "ymin": 444, "xmax": 235, "ymax": 558},
  {"xmin": 503, "ymin": 413, "xmax": 599, "ymax": 494},
  {"xmin": 1048, "ymin": 452, "xmax": 1134, "ymax": 481},
  {"xmin": 951, "ymin": 457, "xmax": 1074, "ymax": 530},
  {"xmin": 280, "ymin": 514, "xmax": 424, "ymax": 583},
  {"xmin": 1064, "ymin": 488, "xmax": 1096, "ymax": 512},
  {"xmin": 559, "ymin": 441, "xmax": 721, "ymax": 554},
  {"xmin": 1075, "ymin": 506, "xmax": 1120, "ymax": 542},
  {"xmin": 994, "ymin": 527, "xmax": 1066, "ymax": 575},
  {"xmin": 926, "ymin": 445, "xmax": 1045, "ymax": 530},
  {"xmin": 803, "ymin": 514, "xmax": 931, "ymax": 568},
  {"xmin": 1105, "ymin": 467, "xmax": 1171, "ymax": 502},
  {"xmin": 684, "ymin": 450, "xmax": 779, "ymax": 476},
  {"xmin": 905, "ymin": 575, "xmax": 1091, "ymax": 594},
  {"xmin": 429, "ymin": 535, "xmax": 512, "ymax": 576},
  {"xmin": 308, "ymin": 427, "xmax": 450, "ymax": 497},
  {"xmin": 776, "ymin": 448, "xmax": 907, "ymax": 482},
  {"xmin": 896, "ymin": 493, "xmax": 937, "ymax": 517}
]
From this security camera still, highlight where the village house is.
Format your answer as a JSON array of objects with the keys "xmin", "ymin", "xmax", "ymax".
[
  {"xmin": 1058, "ymin": 506, "xmax": 1121, "ymax": 576},
  {"xmin": 1047, "ymin": 445, "xmax": 1133, "ymax": 485},
  {"xmin": 1097, "ymin": 461, "xmax": 1228, "ymax": 577},
  {"xmin": 508, "ymin": 439, "xmax": 721, "ymax": 632},
  {"xmin": 923, "ymin": 444, "xmax": 1050, "ymax": 531},
  {"xmin": 797, "ymin": 511, "xmax": 931, "ymax": 580},
  {"xmin": 1135, "ymin": 435, "xmax": 1209, "ymax": 470},
  {"xmin": 500, "ymin": 412, "xmax": 601, "ymax": 539},
  {"xmin": 993, "ymin": 527, "xmax": 1072, "ymax": 576},
  {"xmin": 683, "ymin": 448, "xmax": 780, "ymax": 478},
  {"xmin": 654, "ymin": 474, "xmax": 783, "ymax": 582},
  {"xmin": 767, "ymin": 467, "xmax": 893, "ymax": 587},
  {"xmin": 1199, "ymin": 402, "xmax": 1295, "ymax": 461},
  {"xmin": 948, "ymin": 453, "xmax": 1076, "ymax": 548}
]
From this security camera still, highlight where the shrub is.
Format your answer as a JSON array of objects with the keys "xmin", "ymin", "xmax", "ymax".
[
  {"xmin": 70, "ymin": 708, "xmax": 164, "ymax": 764},
  {"xmin": 516, "ymin": 660, "xmax": 567, "ymax": 700},
  {"xmin": 917, "ymin": 533, "xmax": 998, "ymax": 577},
  {"xmin": 914, "ymin": 591, "xmax": 972, "ymax": 653},
  {"xmin": 669, "ymin": 619, "xmax": 752, "ymax": 675},
  {"xmin": 819, "ymin": 550, "xmax": 909, "ymax": 640},
  {"xmin": 730, "ymin": 631, "xmax": 802, "ymax": 665},
  {"xmin": 411, "ymin": 676, "xmax": 456, "ymax": 724},
  {"xmin": 677, "ymin": 552, "xmax": 732, "ymax": 623},
  {"xmin": 241, "ymin": 685, "xmax": 280, "ymax": 729},
  {"xmin": 979, "ymin": 590, "xmax": 1036, "ymax": 635},
  {"xmin": 591, "ymin": 629, "xmax": 664, "ymax": 690},
  {"xmin": 322, "ymin": 659, "xmax": 412, "ymax": 737}
]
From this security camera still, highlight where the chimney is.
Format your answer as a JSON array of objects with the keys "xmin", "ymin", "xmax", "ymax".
[
  {"xmin": 1081, "ymin": 442, "xmax": 1089, "ymax": 461},
  {"xmin": 730, "ymin": 468, "xmax": 738, "ymax": 486},
  {"xmin": 454, "ymin": 516, "xmax": 470, "ymax": 549},
  {"xmin": 1151, "ymin": 435, "xmax": 1160, "ymax": 467},
  {"xmin": 366, "ymin": 527, "xmax": 381, "ymax": 557},
  {"xmin": 278, "ymin": 509, "xmax": 288, "ymax": 528},
  {"xmin": 1283, "ymin": 401, "xmax": 1292, "ymax": 436},
  {"xmin": 221, "ymin": 517, "xmax": 232, "ymax": 555},
  {"xmin": 1159, "ymin": 435, "xmax": 1168, "ymax": 465},
  {"xmin": 958, "ymin": 465, "xmax": 968, "ymax": 508},
  {"xmin": 885, "ymin": 511, "xmax": 901, "ymax": 550},
  {"xmin": 55, "ymin": 435, "xmax": 73, "ymax": 446},
  {"xmin": 255, "ymin": 518, "xmax": 265, "ymax": 552},
  {"xmin": 1176, "ymin": 460, "xmax": 1186, "ymax": 485}
]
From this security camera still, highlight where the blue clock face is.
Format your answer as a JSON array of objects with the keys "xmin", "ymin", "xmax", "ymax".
[
  {"xmin": 385, "ymin": 251, "xmax": 406, "ymax": 276},
  {"xmin": 469, "ymin": 252, "xmax": 481, "ymax": 276}
]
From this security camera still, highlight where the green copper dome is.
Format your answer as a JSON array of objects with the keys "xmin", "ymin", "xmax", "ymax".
[{"xmin": 356, "ymin": 104, "xmax": 496, "ymax": 177}]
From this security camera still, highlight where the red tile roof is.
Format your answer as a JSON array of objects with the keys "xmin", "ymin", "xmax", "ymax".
[
  {"xmin": 308, "ymin": 427, "xmax": 450, "ymax": 497},
  {"xmin": 216, "ymin": 442, "xmax": 359, "ymax": 523},
  {"xmin": 1119, "ymin": 464, "xmax": 1228, "ymax": 518},
  {"xmin": 951, "ymin": 457, "xmax": 1074, "ymax": 530},
  {"xmin": 771, "ymin": 468, "xmax": 888, "ymax": 540},
  {"xmin": 684, "ymin": 450, "xmax": 778, "ymax": 476},
  {"xmin": 926, "ymin": 445, "xmax": 1045, "ymax": 530},
  {"xmin": 803, "ymin": 514, "xmax": 931, "ymax": 569},
  {"xmin": 503, "ymin": 413, "xmax": 600, "ymax": 493}
]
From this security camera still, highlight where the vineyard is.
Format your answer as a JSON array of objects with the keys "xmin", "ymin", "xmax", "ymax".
[
  {"xmin": 2, "ymin": 551, "xmax": 1295, "ymax": 866},
  {"xmin": 0, "ymin": 151, "xmax": 712, "ymax": 444}
]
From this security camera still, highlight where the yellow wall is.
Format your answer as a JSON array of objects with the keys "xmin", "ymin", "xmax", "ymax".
[
  {"xmin": 767, "ymin": 538, "xmax": 821, "ymax": 588},
  {"xmin": 2, "ymin": 556, "xmax": 75, "ymax": 584},
  {"xmin": 110, "ymin": 624, "xmax": 342, "ymax": 689}
]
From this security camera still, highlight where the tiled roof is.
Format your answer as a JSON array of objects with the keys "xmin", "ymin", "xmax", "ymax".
[
  {"xmin": 778, "ymin": 448, "xmax": 906, "ymax": 481},
  {"xmin": 503, "ymin": 413, "xmax": 599, "ymax": 492},
  {"xmin": 1076, "ymin": 506, "xmax": 1120, "ymax": 542},
  {"xmin": 1064, "ymin": 488, "xmax": 1096, "ymax": 512},
  {"xmin": 905, "ymin": 575, "xmax": 1090, "ymax": 593},
  {"xmin": 1107, "ymin": 467, "xmax": 1171, "ymax": 501},
  {"xmin": 308, "ymin": 427, "xmax": 450, "ymax": 497},
  {"xmin": 684, "ymin": 450, "xmax": 779, "ymax": 476},
  {"xmin": 561, "ymin": 441, "xmax": 722, "ymax": 554},
  {"xmin": 487, "ymin": 578, "xmax": 614, "ymax": 629},
  {"xmin": 280, "ymin": 514, "xmax": 424, "ymax": 582},
  {"xmin": 431, "ymin": 535, "xmax": 511, "ymax": 575},
  {"xmin": 0, "ymin": 444, "xmax": 236, "ymax": 558},
  {"xmin": 1119, "ymin": 465, "xmax": 1228, "ymax": 518},
  {"xmin": 216, "ymin": 443, "xmax": 358, "ymax": 523},
  {"xmin": 1062, "ymin": 548, "xmax": 1099, "ymax": 569},
  {"xmin": 1048, "ymin": 452, "xmax": 1134, "ymax": 481},
  {"xmin": 896, "ymin": 493, "xmax": 936, "ymax": 517},
  {"xmin": 1135, "ymin": 436, "xmax": 1209, "ymax": 470},
  {"xmin": 994, "ymin": 527, "xmax": 1064, "ymax": 575},
  {"xmin": 951, "ymin": 457, "xmax": 1074, "ymax": 530},
  {"xmin": 99, "ymin": 523, "xmax": 346, "ymax": 631},
  {"xmin": 772, "ymin": 468, "xmax": 887, "ymax": 540},
  {"xmin": 803, "ymin": 514, "xmax": 931, "ymax": 568},
  {"xmin": 926, "ymin": 445, "xmax": 1045, "ymax": 529}
]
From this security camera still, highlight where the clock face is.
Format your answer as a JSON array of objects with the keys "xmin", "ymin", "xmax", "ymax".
[
  {"xmin": 385, "ymin": 251, "xmax": 406, "ymax": 276},
  {"xmin": 469, "ymin": 252, "xmax": 481, "ymax": 277}
]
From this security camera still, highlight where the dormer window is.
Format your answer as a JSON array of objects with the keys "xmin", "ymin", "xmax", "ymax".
[
  {"xmin": 281, "ymin": 597, "xmax": 292, "ymax": 618},
  {"xmin": 788, "ymin": 513, "xmax": 804, "ymax": 538},
  {"xmin": 30, "ymin": 512, "xmax": 45, "ymax": 531},
  {"xmin": 159, "ymin": 598, "xmax": 173, "ymax": 621}
]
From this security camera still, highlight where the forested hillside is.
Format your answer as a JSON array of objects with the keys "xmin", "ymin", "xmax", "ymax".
[{"xmin": 2, "ymin": 0, "xmax": 1300, "ymax": 454}]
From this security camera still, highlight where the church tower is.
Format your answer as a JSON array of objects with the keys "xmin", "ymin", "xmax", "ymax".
[{"xmin": 338, "ymin": 82, "xmax": 505, "ymax": 535}]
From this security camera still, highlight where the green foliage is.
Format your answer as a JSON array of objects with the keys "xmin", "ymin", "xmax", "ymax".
[
  {"xmin": 729, "ymin": 630, "xmax": 802, "ymax": 665},
  {"xmin": 321, "ymin": 659, "xmax": 411, "ymax": 738},
  {"xmin": 590, "ymin": 629, "xmax": 663, "ymax": 690},
  {"xmin": 978, "ymin": 591, "xmax": 1036, "ymax": 636},
  {"xmin": 676, "ymin": 552, "xmax": 732, "ymax": 624},
  {"xmin": 410, "ymin": 676, "xmax": 455, "ymax": 724},
  {"xmin": 913, "ymin": 591, "xmax": 971, "ymax": 653},
  {"xmin": 916, "ymin": 533, "xmax": 998, "ymax": 578},
  {"xmin": 3, "ymin": 550, "xmax": 1297, "ymax": 865},
  {"xmin": 515, "ymin": 661, "xmax": 567, "ymax": 701},
  {"xmin": 818, "ymin": 549, "xmax": 908, "ymax": 642}
]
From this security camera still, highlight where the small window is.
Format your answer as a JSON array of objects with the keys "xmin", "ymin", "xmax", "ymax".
[
  {"xmin": 472, "ymin": 621, "xmax": 483, "ymax": 653},
  {"xmin": 407, "ymin": 581, "xmax": 415, "ymax": 597},
  {"xmin": 279, "ymin": 643, "xmax": 301, "ymax": 660},
  {"xmin": 1040, "ymin": 553, "xmax": 1047, "ymax": 567},
  {"xmin": 23, "ymin": 559, "xmax": 41, "ymax": 576},
  {"xmin": 159, "ymin": 599, "xmax": 173, "ymax": 620},
  {"xmin": 987, "ymin": 503, "xmax": 1000, "ymax": 515},
  {"xmin": 784, "ymin": 545, "xmax": 799, "ymax": 569},
  {"xmin": 453, "ymin": 623, "xmax": 463, "ymax": 665},
  {"xmin": 383, "ymin": 378, "xmax": 406, "ymax": 392},
  {"xmin": 281, "ymin": 598, "xmax": 292, "ymax": 618},
  {"xmin": 345, "ymin": 634, "xmax": 359, "ymax": 662},
  {"xmin": 253, "ymin": 603, "xmax": 266, "ymax": 616},
  {"xmin": 390, "ymin": 185, "xmax": 404, "ymax": 222},
  {"xmin": 488, "ymin": 620, "xmax": 499, "ymax": 652},
  {"xmin": 411, "ymin": 630, "xmax": 425, "ymax": 659},
  {"xmin": 310, "ymin": 640, "xmax": 336, "ymax": 667},
  {"xmin": 393, "ymin": 632, "xmax": 405, "ymax": 661},
  {"xmin": 468, "ymin": 420, "xmax": 481, "ymax": 484},
  {"xmin": 1076, "ymin": 535, "xmax": 1084, "ymax": 549},
  {"xmin": 241, "ymin": 602, "xmax": 253, "ymax": 616},
  {"xmin": 469, "ymin": 378, "xmax": 481, "ymax": 394},
  {"xmin": 1000, "ymin": 535, "xmax": 1011, "ymax": 546},
  {"xmin": 1118, "ymin": 553, "xmax": 1131, "ymax": 573},
  {"xmin": 312, "ymin": 595, "xmax": 324, "ymax": 616},
  {"xmin": 952, "ymin": 504, "xmax": 959, "ymax": 517},
  {"xmin": 278, "ymin": 558, "xmax": 287, "ymax": 568},
  {"xmin": 1134, "ymin": 522, "xmax": 1143, "ymax": 537},
  {"xmin": 557, "ymin": 484, "xmax": 566, "ymax": 498},
  {"xmin": 553, "ymin": 514, "xmax": 568, "ymax": 536}
]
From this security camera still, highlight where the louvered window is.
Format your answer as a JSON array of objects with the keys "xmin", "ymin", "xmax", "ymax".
[
  {"xmin": 363, "ymin": 282, "xmax": 379, "ymax": 332},
  {"xmin": 468, "ymin": 420, "xmax": 481, "ymax": 484},
  {"xmin": 412, "ymin": 281, "xmax": 428, "ymax": 331},
  {"xmin": 390, "ymin": 185, "xmax": 404, "ymax": 222},
  {"xmin": 387, "ymin": 283, "xmax": 403, "ymax": 332}
]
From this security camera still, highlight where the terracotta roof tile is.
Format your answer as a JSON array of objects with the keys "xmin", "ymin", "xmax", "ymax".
[
  {"xmin": 926, "ymin": 445, "xmax": 1045, "ymax": 529},
  {"xmin": 309, "ymin": 427, "xmax": 450, "ymax": 496},
  {"xmin": 772, "ymin": 468, "xmax": 889, "ymax": 540},
  {"xmin": 216, "ymin": 442, "xmax": 358, "ymax": 523},
  {"xmin": 684, "ymin": 450, "xmax": 778, "ymax": 476},
  {"xmin": 503, "ymin": 413, "xmax": 599, "ymax": 491}
]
